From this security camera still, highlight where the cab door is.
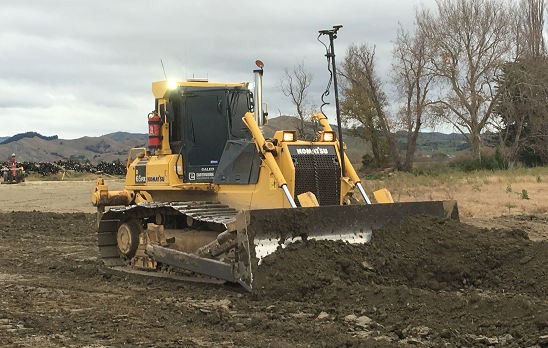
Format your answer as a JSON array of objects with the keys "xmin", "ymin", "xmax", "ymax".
[{"xmin": 182, "ymin": 91, "xmax": 228, "ymax": 183}]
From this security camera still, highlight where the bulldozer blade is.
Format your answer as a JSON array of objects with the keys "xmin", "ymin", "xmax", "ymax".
[{"xmin": 235, "ymin": 200, "xmax": 458, "ymax": 290}]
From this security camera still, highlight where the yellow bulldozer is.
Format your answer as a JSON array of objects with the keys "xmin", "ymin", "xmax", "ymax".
[{"xmin": 91, "ymin": 64, "xmax": 458, "ymax": 291}]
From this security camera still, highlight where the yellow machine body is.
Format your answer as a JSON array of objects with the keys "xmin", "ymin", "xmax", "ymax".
[
  {"xmin": 120, "ymin": 133, "xmax": 354, "ymax": 210},
  {"xmin": 92, "ymin": 75, "xmax": 458, "ymax": 291},
  {"xmin": 99, "ymin": 79, "xmax": 354, "ymax": 210}
]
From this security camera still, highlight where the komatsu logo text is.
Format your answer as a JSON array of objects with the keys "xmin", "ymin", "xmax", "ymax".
[
  {"xmin": 295, "ymin": 147, "xmax": 329, "ymax": 155},
  {"xmin": 147, "ymin": 176, "xmax": 165, "ymax": 182}
]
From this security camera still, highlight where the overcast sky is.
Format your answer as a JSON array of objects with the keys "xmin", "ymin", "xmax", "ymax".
[{"xmin": 0, "ymin": 0, "xmax": 439, "ymax": 139}]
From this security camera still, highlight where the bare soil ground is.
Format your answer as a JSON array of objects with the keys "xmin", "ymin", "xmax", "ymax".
[
  {"xmin": 1, "ymin": 180, "xmax": 548, "ymax": 347},
  {"xmin": 0, "ymin": 180, "xmax": 125, "ymax": 213}
]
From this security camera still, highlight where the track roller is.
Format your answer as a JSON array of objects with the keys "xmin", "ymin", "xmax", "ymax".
[{"xmin": 117, "ymin": 220, "xmax": 142, "ymax": 258}]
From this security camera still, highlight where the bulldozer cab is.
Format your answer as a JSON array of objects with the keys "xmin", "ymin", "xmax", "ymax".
[{"xmin": 167, "ymin": 86, "xmax": 252, "ymax": 183}]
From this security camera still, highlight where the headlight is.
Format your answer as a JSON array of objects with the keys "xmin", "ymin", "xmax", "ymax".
[
  {"xmin": 167, "ymin": 80, "xmax": 178, "ymax": 89},
  {"xmin": 321, "ymin": 131, "xmax": 336, "ymax": 142},
  {"xmin": 282, "ymin": 131, "xmax": 296, "ymax": 142},
  {"xmin": 246, "ymin": 82, "xmax": 254, "ymax": 91}
]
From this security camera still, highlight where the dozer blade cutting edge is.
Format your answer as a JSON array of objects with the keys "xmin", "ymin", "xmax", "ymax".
[{"xmin": 235, "ymin": 200, "xmax": 459, "ymax": 290}]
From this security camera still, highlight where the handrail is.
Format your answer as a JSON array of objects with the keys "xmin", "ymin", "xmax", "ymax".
[{"xmin": 127, "ymin": 148, "xmax": 148, "ymax": 169}]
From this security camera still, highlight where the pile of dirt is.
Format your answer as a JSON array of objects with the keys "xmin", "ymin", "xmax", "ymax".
[
  {"xmin": 252, "ymin": 239, "xmax": 373, "ymax": 300},
  {"xmin": 4, "ymin": 211, "xmax": 548, "ymax": 347},
  {"xmin": 253, "ymin": 214, "xmax": 548, "ymax": 299},
  {"xmin": 366, "ymin": 215, "xmax": 548, "ymax": 294}
]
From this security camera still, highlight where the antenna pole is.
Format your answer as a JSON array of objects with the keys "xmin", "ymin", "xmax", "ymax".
[
  {"xmin": 319, "ymin": 25, "xmax": 345, "ymax": 177},
  {"xmin": 160, "ymin": 59, "xmax": 167, "ymax": 79}
]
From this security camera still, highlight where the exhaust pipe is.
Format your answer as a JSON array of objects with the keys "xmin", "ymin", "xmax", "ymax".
[{"xmin": 253, "ymin": 60, "xmax": 264, "ymax": 127}]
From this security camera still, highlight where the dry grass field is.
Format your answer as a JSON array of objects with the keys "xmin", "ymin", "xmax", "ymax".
[
  {"xmin": 7, "ymin": 166, "xmax": 548, "ymax": 219},
  {"xmin": 360, "ymin": 166, "xmax": 548, "ymax": 218}
]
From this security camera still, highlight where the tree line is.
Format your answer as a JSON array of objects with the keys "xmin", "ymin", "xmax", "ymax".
[{"xmin": 279, "ymin": 0, "xmax": 548, "ymax": 171}]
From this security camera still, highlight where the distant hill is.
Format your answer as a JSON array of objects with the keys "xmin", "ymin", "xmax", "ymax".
[
  {"xmin": 1, "ymin": 132, "xmax": 58, "ymax": 145},
  {"xmin": 262, "ymin": 116, "xmax": 371, "ymax": 162},
  {"xmin": 264, "ymin": 116, "xmax": 469, "ymax": 162},
  {"xmin": 0, "ymin": 118, "xmax": 471, "ymax": 164},
  {"xmin": 393, "ymin": 131, "xmax": 469, "ymax": 157},
  {"xmin": 103, "ymin": 132, "xmax": 148, "ymax": 142},
  {"xmin": 0, "ymin": 134, "xmax": 146, "ymax": 163}
]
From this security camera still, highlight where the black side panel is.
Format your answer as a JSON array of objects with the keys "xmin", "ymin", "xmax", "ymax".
[
  {"xmin": 213, "ymin": 141, "xmax": 261, "ymax": 185},
  {"xmin": 134, "ymin": 158, "xmax": 148, "ymax": 184}
]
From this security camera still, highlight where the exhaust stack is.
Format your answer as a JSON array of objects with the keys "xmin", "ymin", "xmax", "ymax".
[{"xmin": 253, "ymin": 60, "xmax": 264, "ymax": 127}]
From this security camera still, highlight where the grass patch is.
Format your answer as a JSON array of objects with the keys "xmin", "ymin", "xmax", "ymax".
[{"xmin": 357, "ymin": 165, "xmax": 548, "ymax": 218}]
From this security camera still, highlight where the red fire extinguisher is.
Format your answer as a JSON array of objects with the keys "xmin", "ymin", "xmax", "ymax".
[{"xmin": 148, "ymin": 112, "xmax": 162, "ymax": 148}]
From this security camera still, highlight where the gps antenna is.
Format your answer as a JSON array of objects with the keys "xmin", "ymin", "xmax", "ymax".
[{"xmin": 318, "ymin": 25, "xmax": 345, "ymax": 177}]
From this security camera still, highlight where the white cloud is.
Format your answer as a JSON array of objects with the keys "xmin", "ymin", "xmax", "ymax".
[{"xmin": 0, "ymin": 0, "xmax": 438, "ymax": 138}]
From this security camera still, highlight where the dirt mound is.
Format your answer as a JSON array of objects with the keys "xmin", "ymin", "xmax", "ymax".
[
  {"xmin": 252, "ymin": 239, "xmax": 372, "ymax": 300},
  {"xmin": 366, "ymin": 215, "xmax": 548, "ymax": 293},
  {"xmin": 253, "ymin": 214, "xmax": 548, "ymax": 300},
  {"xmin": 5, "ymin": 211, "xmax": 548, "ymax": 347}
]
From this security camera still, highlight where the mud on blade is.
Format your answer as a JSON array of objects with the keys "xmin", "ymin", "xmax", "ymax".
[{"xmin": 236, "ymin": 200, "xmax": 459, "ymax": 289}]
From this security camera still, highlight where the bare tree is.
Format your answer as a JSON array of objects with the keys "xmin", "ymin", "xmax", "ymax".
[
  {"xmin": 495, "ymin": 57, "xmax": 548, "ymax": 168},
  {"xmin": 519, "ymin": 0, "xmax": 546, "ymax": 57},
  {"xmin": 416, "ymin": 0, "xmax": 515, "ymax": 158},
  {"xmin": 391, "ymin": 25, "xmax": 435, "ymax": 172},
  {"xmin": 340, "ymin": 80, "xmax": 388, "ymax": 168},
  {"xmin": 339, "ymin": 44, "xmax": 403, "ymax": 171},
  {"xmin": 276, "ymin": 60, "xmax": 315, "ymax": 138},
  {"xmin": 494, "ymin": 0, "xmax": 546, "ymax": 168},
  {"xmin": 495, "ymin": 61, "xmax": 530, "ymax": 169}
]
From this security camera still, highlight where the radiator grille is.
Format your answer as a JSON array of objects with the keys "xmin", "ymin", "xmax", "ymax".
[{"xmin": 292, "ymin": 154, "xmax": 341, "ymax": 206}]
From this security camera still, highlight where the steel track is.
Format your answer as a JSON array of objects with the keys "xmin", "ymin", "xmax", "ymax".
[{"xmin": 96, "ymin": 201, "xmax": 238, "ymax": 280}]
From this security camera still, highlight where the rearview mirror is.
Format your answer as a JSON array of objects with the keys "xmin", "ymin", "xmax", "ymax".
[{"xmin": 160, "ymin": 102, "xmax": 175, "ymax": 123}]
